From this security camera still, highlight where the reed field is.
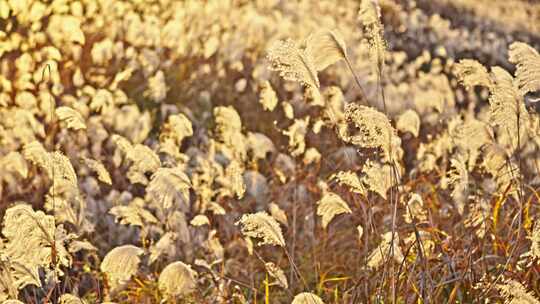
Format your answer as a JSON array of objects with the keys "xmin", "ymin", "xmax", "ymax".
[{"xmin": 1, "ymin": 0, "xmax": 540, "ymax": 303}]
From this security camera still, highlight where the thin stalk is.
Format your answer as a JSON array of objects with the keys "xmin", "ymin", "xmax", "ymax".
[{"xmin": 344, "ymin": 56, "xmax": 370, "ymax": 107}]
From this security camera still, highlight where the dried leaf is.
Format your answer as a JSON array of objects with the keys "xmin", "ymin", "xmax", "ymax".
[
  {"xmin": 269, "ymin": 203, "xmax": 288, "ymax": 227},
  {"xmin": 339, "ymin": 104, "xmax": 395, "ymax": 158},
  {"xmin": 529, "ymin": 220, "xmax": 540, "ymax": 262},
  {"xmin": 0, "ymin": 151, "xmax": 28, "ymax": 178},
  {"xmin": 144, "ymin": 70, "xmax": 168, "ymax": 102},
  {"xmin": 367, "ymin": 232, "xmax": 403, "ymax": 269},
  {"xmin": 305, "ymin": 29, "xmax": 348, "ymax": 71},
  {"xmin": 2, "ymin": 204, "xmax": 72, "ymax": 289},
  {"xmin": 496, "ymin": 279, "xmax": 540, "ymax": 304},
  {"xmin": 225, "ymin": 160, "xmax": 246, "ymax": 199},
  {"xmin": 316, "ymin": 192, "xmax": 352, "ymax": 229},
  {"xmin": 508, "ymin": 42, "xmax": 540, "ymax": 94},
  {"xmin": 55, "ymin": 107, "xmax": 86, "ymax": 131},
  {"xmin": 100, "ymin": 245, "xmax": 144, "ymax": 292},
  {"xmin": 109, "ymin": 198, "xmax": 158, "ymax": 228},
  {"xmin": 59, "ymin": 294, "xmax": 87, "ymax": 304},
  {"xmin": 267, "ymin": 39, "xmax": 320, "ymax": 88},
  {"xmin": 357, "ymin": 225, "xmax": 364, "ymax": 240},
  {"xmin": 236, "ymin": 212, "xmax": 285, "ymax": 247},
  {"xmin": 158, "ymin": 261, "xmax": 198, "ymax": 299},
  {"xmin": 259, "ymin": 81, "xmax": 278, "ymax": 111},
  {"xmin": 47, "ymin": 15, "xmax": 85, "ymax": 45},
  {"xmin": 453, "ymin": 59, "xmax": 492, "ymax": 90},
  {"xmin": 160, "ymin": 113, "xmax": 193, "ymax": 146},
  {"xmin": 149, "ymin": 232, "xmax": 177, "ymax": 264},
  {"xmin": 23, "ymin": 141, "xmax": 78, "ymax": 188},
  {"xmin": 190, "ymin": 215, "xmax": 210, "ymax": 227},
  {"xmin": 488, "ymin": 67, "xmax": 529, "ymax": 151},
  {"xmin": 292, "ymin": 292, "xmax": 325, "ymax": 304},
  {"xmin": 82, "ymin": 157, "xmax": 112, "ymax": 185},
  {"xmin": 332, "ymin": 171, "xmax": 367, "ymax": 195},
  {"xmin": 283, "ymin": 117, "xmax": 310, "ymax": 157},
  {"xmin": 265, "ymin": 262, "xmax": 288, "ymax": 289},
  {"xmin": 362, "ymin": 160, "xmax": 396, "ymax": 200},
  {"xmin": 146, "ymin": 167, "xmax": 191, "ymax": 209},
  {"xmin": 359, "ymin": 0, "xmax": 386, "ymax": 73},
  {"xmin": 303, "ymin": 147, "xmax": 321, "ymax": 165},
  {"xmin": 396, "ymin": 109, "xmax": 420, "ymax": 137}
]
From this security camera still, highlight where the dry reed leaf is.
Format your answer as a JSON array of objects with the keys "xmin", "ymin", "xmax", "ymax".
[
  {"xmin": 236, "ymin": 212, "xmax": 285, "ymax": 247},
  {"xmin": 396, "ymin": 109, "xmax": 420, "ymax": 137},
  {"xmin": 149, "ymin": 232, "xmax": 177, "ymax": 264},
  {"xmin": 208, "ymin": 202, "xmax": 226, "ymax": 215},
  {"xmin": 281, "ymin": 101, "xmax": 295, "ymax": 120},
  {"xmin": 82, "ymin": 157, "xmax": 112, "ymax": 185},
  {"xmin": 488, "ymin": 67, "xmax": 529, "ymax": 151},
  {"xmin": 528, "ymin": 220, "xmax": 540, "ymax": 262},
  {"xmin": 453, "ymin": 59, "xmax": 492, "ymax": 90},
  {"xmin": 109, "ymin": 198, "xmax": 158, "ymax": 228},
  {"xmin": 111, "ymin": 134, "xmax": 133, "ymax": 156},
  {"xmin": 126, "ymin": 145, "xmax": 161, "ymax": 182},
  {"xmin": 144, "ymin": 70, "xmax": 168, "ymax": 102},
  {"xmin": 305, "ymin": 29, "xmax": 348, "ymax": 72},
  {"xmin": 100, "ymin": 245, "xmax": 144, "ymax": 292},
  {"xmin": 59, "ymin": 294, "xmax": 87, "ymax": 304},
  {"xmin": 158, "ymin": 261, "xmax": 198, "ymax": 300},
  {"xmin": 160, "ymin": 113, "xmax": 193, "ymax": 146},
  {"xmin": 0, "ymin": 151, "xmax": 28, "ymax": 178},
  {"xmin": 482, "ymin": 143, "xmax": 519, "ymax": 194},
  {"xmin": 206, "ymin": 229, "xmax": 224, "ymax": 260},
  {"xmin": 267, "ymin": 39, "xmax": 320, "ymax": 89},
  {"xmin": 303, "ymin": 147, "xmax": 321, "ymax": 165},
  {"xmin": 339, "ymin": 104, "xmax": 395, "ymax": 158},
  {"xmin": 265, "ymin": 262, "xmax": 288, "ymax": 289},
  {"xmin": 359, "ymin": 0, "xmax": 386, "ymax": 73},
  {"xmin": 259, "ymin": 81, "xmax": 279, "ymax": 111},
  {"xmin": 214, "ymin": 106, "xmax": 244, "ymax": 155},
  {"xmin": 225, "ymin": 160, "xmax": 246, "ymax": 199},
  {"xmin": 367, "ymin": 232, "xmax": 404, "ymax": 269},
  {"xmin": 292, "ymin": 292, "xmax": 325, "ymax": 304},
  {"xmin": 190, "ymin": 214, "xmax": 210, "ymax": 227},
  {"xmin": 55, "ymin": 106, "xmax": 86, "ymax": 131},
  {"xmin": 247, "ymin": 132, "xmax": 276, "ymax": 160},
  {"xmin": 2, "ymin": 203, "xmax": 72, "ymax": 289},
  {"xmin": 316, "ymin": 192, "xmax": 352, "ymax": 229},
  {"xmin": 23, "ymin": 141, "xmax": 78, "ymax": 187},
  {"xmin": 283, "ymin": 117, "xmax": 309, "ymax": 157},
  {"xmin": 332, "ymin": 171, "xmax": 367, "ymax": 195},
  {"xmin": 403, "ymin": 193, "xmax": 426, "ymax": 224},
  {"xmin": 146, "ymin": 167, "xmax": 191, "ymax": 209},
  {"xmin": 269, "ymin": 203, "xmax": 288, "ymax": 227},
  {"xmin": 362, "ymin": 160, "xmax": 395, "ymax": 200},
  {"xmin": 47, "ymin": 15, "xmax": 85, "ymax": 45},
  {"xmin": 508, "ymin": 42, "xmax": 540, "ymax": 94},
  {"xmin": 496, "ymin": 279, "xmax": 540, "ymax": 304},
  {"xmin": 244, "ymin": 237, "xmax": 254, "ymax": 256},
  {"xmin": 445, "ymin": 157, "xmax": 469, "ymax": 215}
]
